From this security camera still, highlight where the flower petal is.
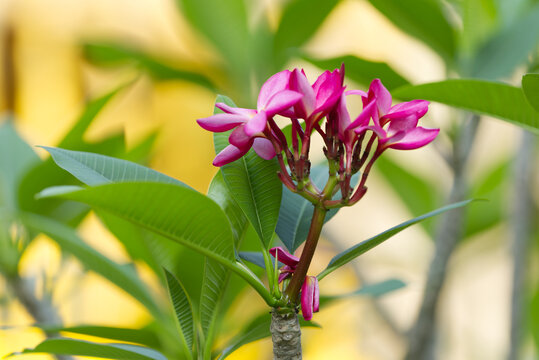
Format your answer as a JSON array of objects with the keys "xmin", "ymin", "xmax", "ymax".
[
  {"xmin": 264, "ymin": 90, "xmax": 304, "ymax": 115},
  {"xmin": 270, "ymin": 246, "xmax": 299, "ymax": 267},
  {"xmin": 369, "ymin": 79, "xmax": 392, "ymax": 115},
  {"xmin": 197, "ymin": 114, "xmax": 247, "ymax": 132},
  {"xmin": 213, "ymin": 144, "xmax": 249, "ymax": 167},
  {"xmin": 215, "ymin": 103, "xmax": 257, "ymax": 117},
  {"xmin": 257, "ymin": 70, "xmax": 292, "ymax": 110},
  {"xmin": 290, "ymin": 69, "xmax": 316, "ymax": 119},
  {"xmin": 385, "ymin": 100, "xmax": 429, "ymax": 120},
  {"xmin": 301, "ymin": 276, "xmax": 319, "ymax": 321},
  {"xmin": 252, "ymin": 137, "xmax": 276, "ymax": 160},
  {"xmin": 386, "ymin": 127, "xmax": 440, "ymax": 150},
  {"xmin": 244, "ymin": 111, "xmax": 267, "ymax": 136},
  {"xmin": 229, "ymin": 125, "xmax": 251, "ymax": 148},
  {"xmin": 347, "ymin": 99, "xmax": 377, "ymax": 130}
]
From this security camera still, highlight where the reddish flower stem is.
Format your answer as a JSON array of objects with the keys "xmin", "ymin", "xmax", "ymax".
[{"xmin": 285, "ymin": 205, "xmax": 327, "ymax": 303}]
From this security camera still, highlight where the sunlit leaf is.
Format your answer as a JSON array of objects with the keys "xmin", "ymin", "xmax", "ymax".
[
  {"xmin": 13, "ymin": 338, "xmax": 166, "ymax": 360},
  {"xmin": 393, "ymin": 79, "xmax": 539, "ymax": 133},
  {"xmin": 320, "ymin": 278, "xmax": 406, "ymax": 306},
  {"xmin": 318, "ymin": 200, "xmax": 475, "ymax": 280},
  {"xmin": 42, "ymin": 147, "xmax": 187, "ymax": 187},
  {"xmin": 522, "ymin": 73, "xmax": 539, "ymax": 112}
]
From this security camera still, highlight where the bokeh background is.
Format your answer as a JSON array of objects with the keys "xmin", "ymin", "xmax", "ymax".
[{"xmin": 1, "ymin": 0, "xmax": 538, "ymax": 359}]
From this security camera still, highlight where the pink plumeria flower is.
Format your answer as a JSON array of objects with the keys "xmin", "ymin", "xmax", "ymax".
[
  {"xmin": 348, "ymin": 79, "xmax": 439, "ymax": 151},
  {"xmin": 288, "ymin": 66, "xmax": 345, "ymax": 129},
  {"xmin": 301, "ymin": 276, "xmax": 319, "ymax": 321},
  {"xmin": 270, "ymin": 247, "xmax": 320, "ymax": 321},
  {"xmin": 197, "ymin": 70, "xmax": 303, "ymax": 166},
  {"xmin": 335, "ymin": 92, "xmax": 377, "ymax": 153},
  {"xmin": 270, "ymin": 246, "xmax": 299, "ymax": 283}
]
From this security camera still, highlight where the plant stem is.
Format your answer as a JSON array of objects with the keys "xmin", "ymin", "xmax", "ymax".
[
  {"xmin": 285, "ymin": 205, "xmax": 327, "ymax": 303},
  {"xmin": 271, "ymin": 309, "xmax": 302, "ymax": 360},
  {"xmin": 507, "ymin": 131, "xmax": 535, "ymax": 360},
  {"xmin": 404, "ymin": 114, "xmax": 479, "ymax": 360}
]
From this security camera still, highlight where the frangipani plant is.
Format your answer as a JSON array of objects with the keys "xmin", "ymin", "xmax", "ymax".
[{"xmin": 15, "ymin": 65, "xmax": 474, "ymax": 360}]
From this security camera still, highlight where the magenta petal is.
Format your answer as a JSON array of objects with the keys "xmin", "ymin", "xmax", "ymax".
[
  {"xmin": 270, "ymin": 246, "xmax": 299, "ymax": 267},
  {"xmin": 345, "ymin": 89, "xmax": 367, "ymax": 98},
  {"xmin": 290, "ymin": 69, "xmax": 316, "ymax": 118},
  {"xmin": 385, "ymin": 100, "xmax": 429, "ymax": 120},
  {"xmin": 215, "ymin": 103, "xmax": 257, "ymax": 118},
  {"xmin": 197, "ymin": 114, "xmax": 247, "ymax": 132},
  {"xmin": 244, "ymin": 111, "xmax": 267, "ymax": 136},
  {"xmin": 312, "ymin": 277, "xmax": 319, "ymax": 312},
  {"xmin": 301, "ymin": 276, "xmax": 318, "ymax": 321},
  {"xmin": 252, "ymin": 138, "xmax": 276, "ymax": 160},
  {"xmin": 229, "ymin": 125, "xmax": 251, "ymax": 148},
  {"xmin": 369, "ymin": 79, "xmax": 392, "ymax": 114},
  {"xmin": 347, "ymin": 99, "xmax": 377, "ymax": 130},
  {"xmin": 212, "ymin": 144, "xmax": 249, "ymax": 167},
  {"xmin": 386, "ymin": 127, "xmax": 440, "ymax": 150},
  {"xmin": 257, "ymin": 70, "xmax": 292, "ymax": 110},
  {"xmin": 264, "ymin": 90, "xmax": 304, "ymax": 115}
]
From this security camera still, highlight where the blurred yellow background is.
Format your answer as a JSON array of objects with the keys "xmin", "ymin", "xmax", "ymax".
[{"xmin": 0, "ymin": 0, "xmax": 532, "ymax": 359}]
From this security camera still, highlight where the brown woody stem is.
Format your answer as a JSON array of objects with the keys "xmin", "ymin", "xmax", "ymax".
[{"xmin": 271, "ymin": 309, "xmax": 302, "ymax": 360}]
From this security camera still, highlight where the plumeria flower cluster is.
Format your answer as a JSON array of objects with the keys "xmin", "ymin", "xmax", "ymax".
[{"xmin": 197, "ymin": 65, "xmax": 439, "ymax": 320}]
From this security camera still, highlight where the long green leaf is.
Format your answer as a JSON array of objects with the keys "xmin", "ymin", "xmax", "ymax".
[
  {"xmin": 303, "ymin": 54, "xmax": 410, "ymax": 91},
  {"xmin": 522, "ymin": 73, "xmax": 539, "ymax": 112},
  {"xmin": 40, "ymin": 326, "xmax": 161, "ymax": 349},
  {"xmin": 42, "ymin": 146, "xmax": 187, "ymax": 187},
  {"xmin": 367, "ymin": 0, "xmax": 456, "ymax": 62},
  {"xmin": 318, "ymin": 200, "xmax": 475, "ymax": 280},
  {"xmin": 20, "ymin": 212, "xmax": 162, "ymax": 318},
  {"xmin": 273, "ymin": 0, "xmax": 339, "ymax": 65},
  {"xmin": 213, "ymin": 95, "xmax": 282, "ymax": 248},
  {"xmin": 392, "ymin": 79, "xmax": 539, "ymax": 133},
  {"xmin": 164, "ymin": 269, "xmax": 195, "ymax": 357},
  {"xmin": 470, "ymin": 5, "xmax": 539, "ymax": 79},
  {"xmin": 13, "ymin": 338, "xmax": 166, "ymax": 360},
  {"xmin": 38, "ymin": 182, "xmax": 236, "ymax": 264},
  {"xmin": 83, "ymin": 42, "xmax": 215, "ymax": 89},
  {"xmin": 319, "ymin": 278, "xmax": 405, "ymax": 306},
  {"xmin": 0, "ymin": 121, "xmax": 40, "ymax": 212}
]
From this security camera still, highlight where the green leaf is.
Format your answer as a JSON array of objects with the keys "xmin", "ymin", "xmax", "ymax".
[
  {"xmin": 58, "ymin": 85, "xmax": 128, "ymax": 149},
  {"xmin": 522, "ymin": 73, "xmax": 539, "ymax": 112},
  {"xmin": 303, "ymin": 54, "xmax": 410, "ymax": 90},
  {"xmin": 276, "ymin": 165, "xmax": 357, "ymax": 252},
  {"xmin": 207, "ymin": 171, "xmax": 247, "ymax": 243},
  {"xmin": 38, "ymin": 182, "xmax": 236, "ymax": 264},
  {"xmin": 40, "ymin": 326, "xmax": 161, "ymax": 349},
  {"xmin": 173, "ymin": 0, "xmax": 249, "ymax": 87},
  {"xmin": 0, "ymin": 121, "xmax": 40, "ymax": 212},
  {"xmin": 20, "ymin": 212, "xmax": 162, "ymax": 319},
  {"xmin": 217, "ymin": 313, "xmax": 319, "ymax": 359},
  {"xmin": 392, "ymin": 79, "xmax": 539, "ymax": 133},
  {"xmin": 319, "ymin": 278, "xmax": 406, "ymax": 306},
  {"xmin": 530, "ymin": 287, "xmax": 539, "ymax": 351},
  {"xmin": 164, "ymin": 269, "xmax": 195, "ymax": 356},
  {"xmin": 213, "ymin": 96, "xmax": 282, "ymax": 248},
  {"xmin": 367, "ymin": 0, "xmax": 456, "ymax": 62},
  {"xmin": 318, "ymin": 200, "xmax": 476, "ymax": 280},
  {"xmin": 13, "ymin": 338, "xmax": 166, "ymax": 360},
  {"xmin": 470, "ymin": 5, "xmax": 539, "ymax": 79},
  {"xmin": 375, "ymin": 156, "xmax": 440, "ymax": 235},
  {"xmin": 42, "ymin": 146, "xmax": 188, "ymax": 187},
  {"xmin": 273, "ymin": 0, "xmax": 339, "ymax": 65},
  {"xmin": 83, "ymin": 42, "xmax": 215, "ymax": 89}
]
